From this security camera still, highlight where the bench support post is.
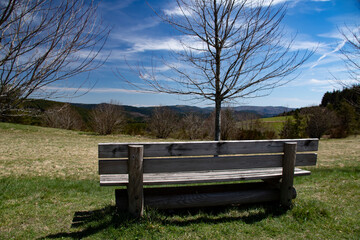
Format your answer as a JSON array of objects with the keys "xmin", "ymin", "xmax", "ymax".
[
  {"xmin": 281, "ymin": 142, "xmax": 297, "ymax": 208},
  {"xmin": 127, "ymin": 145, "xmax": 144, "ymax": 218}
]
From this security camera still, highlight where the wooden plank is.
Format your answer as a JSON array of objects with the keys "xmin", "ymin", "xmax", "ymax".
[
  {"xmin": 100, "ymin": 167, "xmax": 311, "ymax": 186},
  {"xmin": 280, "ymin": 142, "xmax": 297, "ymax": 208},
  {"xmin": 99, "ymin": 139, "xmax": 319, "ymax": 158},
  {"xmin": 115, "ymin": 182, "xmax": 297, "ymax": 210},
  {"xmin": 99, "ymin": 159, "xmax": 127, "ymax": 174},
  {"xmin": 127, "ymin": 145, "xmax": 144, "ymax": 218},
  {"xmin": 98, "ymin": 153, "xmax": 317, "ymax": 174}
]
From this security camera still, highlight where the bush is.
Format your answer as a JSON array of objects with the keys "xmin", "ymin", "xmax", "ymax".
[
  {"xmin": 280, "ymin": 111, "xmax": 307, "ymax": 138},
  {"xmin": 178, "ymin": 113, "xmax": 205, "ymax": 140},
  {"xmin": 43, "ymin": 103, "xmax": 83, "ymax": 130},
  {"xmin": 303, "ymin": 106, "xmax": 339, "ymax": 138},
  {"xmin": 90, "ymin": 101, "xmax": 125, "ymax": 135},
  {"xmin": 122, "ymin": 122, "xmax": 147, "ymax": 136},
  {"xmin": 148, "ymin": 107, "xmax": 178, "ymax": 138}
]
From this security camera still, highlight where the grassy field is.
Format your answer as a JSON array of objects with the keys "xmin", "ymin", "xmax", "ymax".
[
  {"xmin": 0, "ymin": 122, "xmax": 359, "ymax": 239},
  {"xmin": 260, "ymin": 116, "xmax": 289, "ymax": 134}
]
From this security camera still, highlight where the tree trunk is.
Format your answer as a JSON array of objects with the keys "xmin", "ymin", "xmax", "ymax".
[{"xmin": 214, "ymin": 99, "xmax": 222, "ymax": 141}]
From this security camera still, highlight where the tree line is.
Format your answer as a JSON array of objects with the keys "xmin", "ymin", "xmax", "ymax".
[
  {"xmin": 1, "ymin": 85, "xmax": 359, "ymax": 140},
  {"xmin": 281, "ymin": 85, "xmax": 360, "ymax": 139}
]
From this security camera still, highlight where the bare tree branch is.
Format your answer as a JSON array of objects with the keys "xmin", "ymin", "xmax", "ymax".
[
  {"xmin": 337, "ymin": 23, "xmax": 360, "ymax": 90},
  {"xmin": 0, "ymin": 0, "xmax": 110, "ymax": 118}
]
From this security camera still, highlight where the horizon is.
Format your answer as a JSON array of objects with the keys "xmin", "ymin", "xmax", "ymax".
[
  {"xmin": 47, "ymin": 0, "xmax": 359, "ymax": 109},
  {"xmin": 54, "ymin": 99, "xmax": 297, "ymax": 110}
]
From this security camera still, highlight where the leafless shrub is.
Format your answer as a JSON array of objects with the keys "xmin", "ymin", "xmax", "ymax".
[
  {"xmin": 148, "ymin": 107, "xmax": 178, "ymax": 138},
  {"xmin": 43, "ymin": 103, "xmax": 83, "ymax": 130},
  {"xmin": 90, "ymin": 101, "xmax": 125, "ymax": 135},
  {"xmin": 179, "ymin": 113, "xmax": 205, "ymax": 140},
  {"xmin": 221, "ymin": 108, "xmax": 238, "ymax": 140}
]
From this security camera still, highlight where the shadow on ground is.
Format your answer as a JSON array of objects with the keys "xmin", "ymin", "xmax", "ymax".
[{"xmin": 40, "ymin": 203, "xmax": 288, "ymax": 239}]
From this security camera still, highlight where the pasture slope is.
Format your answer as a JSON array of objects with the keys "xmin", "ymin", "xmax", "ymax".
[{"xmin": 0, "ymin": 122, "xmax": 359, "ymax": 239}]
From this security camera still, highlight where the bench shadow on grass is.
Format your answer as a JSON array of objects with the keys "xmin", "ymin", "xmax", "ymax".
[{"xmin": 41, "ymin": 202, "xmax": 288, "ymax": 239}]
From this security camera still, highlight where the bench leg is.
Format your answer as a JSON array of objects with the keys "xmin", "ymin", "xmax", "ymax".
[
  {"xmin": 281, "ymin": 142, "xmax": 297, "ymax": 208},
  {"xmin": 127, "ymin": 145, "xmax": 144, "ymax": 218}
]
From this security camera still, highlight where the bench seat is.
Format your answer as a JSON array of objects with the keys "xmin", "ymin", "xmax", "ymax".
[
  {"xmin": 100, "ymin": 167, "xmax": 311, "ymax": 186},
  {"xmin": 98, "ymin": 139, "xmax": 319, "ymax": 217}
]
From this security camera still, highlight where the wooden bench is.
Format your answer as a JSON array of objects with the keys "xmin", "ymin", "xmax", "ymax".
[{"xmin": 98, "ymin": 139, "xmax": 318, "ymax": 217}]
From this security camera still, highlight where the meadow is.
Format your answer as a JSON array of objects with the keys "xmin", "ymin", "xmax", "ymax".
[{"xmin": 0, "ymin": 122, "xmax": 359, "ymax": 239}]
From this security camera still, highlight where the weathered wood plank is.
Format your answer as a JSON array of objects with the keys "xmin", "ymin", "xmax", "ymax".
[
  {"xmin": 100, "ymin": 167, "xmax": 311, "ymax": 186},
  {"xmin": 99, "ymin": 139, "xmax": 319, "ymax": 158},
  {"xmin": 127, "ymin": 145, "xmax": 144, "ymax": 218},
  {"xmin": 115, "ymin": 182, "xmax": 296, "ymax": 210},
  {"xmin": 98, "ymin": 153, "xmax": 317, "ymax": 174},
  {"xmin": 280, "ymin": 142, "xmax": 297, "ymax": 208}
]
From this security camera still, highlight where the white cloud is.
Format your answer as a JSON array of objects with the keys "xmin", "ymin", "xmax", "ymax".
[
  {"xmin": 246, "ymin": 0, "xmax": 288, "ymax": 7},
  {"xmin": 310, "ymin": 85, "xmax": 337, "ymax": 93},
  {"xmin": 308, "ymin": 78, "xmax": 329, "ymax": 85},
  {"xmin": 164, "ymin": 0, "xmax": 290, "ymax": 16},
  {"xmin": 131, "ymin": 37, "xmax": 184, "ymax": 52},
  {"xmin": 311, "ymin": 40, "xmax": 346, "ymax": 68},
  {"xmin": 111, "ymin": 31, "xmax": 206, "ymax": 54},
  {"xmin": 164, "ymin": 5, "xmax": 192, "ymax": 17},
  {"xmin": 42, "ymin": 86, "xmax": 152, "ymax": 94},
  {"xmin": 272, "ymin": 96, "xmax": 319, "ymax": 107},
  {"xmin": 289, "ymin": 40, "xmax": 324, "ymax": 51}
]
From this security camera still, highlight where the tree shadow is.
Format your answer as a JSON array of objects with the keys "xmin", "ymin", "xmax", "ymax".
[{"xmin": 40, "ymin": 202, "xmax": 289, "ymax": 239}]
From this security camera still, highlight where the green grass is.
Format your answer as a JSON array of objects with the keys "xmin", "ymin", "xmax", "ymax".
[
  {"xmin": 1, "ymin": 123, "xmax": 359, "ymax": 239},
  {"xmin": 260, "ymin": 116, "xmax": 291, "ymax": 134}
]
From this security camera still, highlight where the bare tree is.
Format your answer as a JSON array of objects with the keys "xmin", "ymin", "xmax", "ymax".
[
  {"xmin": 148, "ymin": 106, "xmax": 178, "ymax": 138},
  {"xmin": 43, "ymin": 103, "xmax": 83, "ymax": 130},
  {"xmin": 180, "ymin": 112, "xmax": 204, "ymax": 139},
  {"xmin": 90, "ymin": 101, "xmax": 125, "ymax": 135},
  {"xmin": 0, "ymin": 0, "xmax": 109, "ymax": 118},
  {"xmin": 123, "ymin": 0, "xmax": 312, "ymax": 140},
  {"xmin": 337, "ymin": 23, "xmax": 360, "ymax": 89}
]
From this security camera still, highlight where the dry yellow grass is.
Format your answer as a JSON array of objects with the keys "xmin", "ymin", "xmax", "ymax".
[
  {"xmin": 316, "ymin": 135, "xmax": 360, "ymax": 168},
  {"xmin": 0, "ymin": 123, "xmax": 156, "ymax": 180},
  {"xmin": 2, "ymin": 122, "xmax": 359, "ymax": 180}
]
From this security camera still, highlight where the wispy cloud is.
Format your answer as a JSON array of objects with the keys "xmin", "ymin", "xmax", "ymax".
[
  {"xmin": 289, "ymin": 40, "xmax": 324, "ymax": 51},
  {"xmin": 164, "ymin": 0, "xmax": 292, "ymax": 17},
  {"xmin": 246, "ymin": 0, "xmax": 288, "ymax": 7},
  {"xmin": 99, "ymin": 0, "xmax": 136, "ymax": 12},
  {"xmin": 311, "ymin": 40, "xmax": 346, "ymax": 68},
  {"xmin": 42, "ymin": 86, "xmax": 152, "ymax": 94},
  {"xmin": 272, "ymin": 96, "xmax": 319, "ymax": 106},
  {"xmin": 131, "ymin": 37, "xmax": 184, "ymax": 52},
  {"xmin": 163, "ymin": 5, "xmax": 192, "ymax": 17}
]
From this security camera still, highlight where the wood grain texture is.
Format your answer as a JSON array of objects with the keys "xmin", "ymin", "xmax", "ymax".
[
  {"xmin": 280, "ymin": 142, "xmax": 297, "ymax": 208},
  {"xmin": 100, "ymin": 167, "xmax": 311, "ymax": 186},
  {"xmin": 98, "ymin": 153, "xmax": 317, "ymax": 174},
  {"xmin": 127, "ymin": 145, "xmax": 144, "ymax": 218},
  {"xmin": 99, "ymin": 139, "xmax": 319, "ymax": 158}
]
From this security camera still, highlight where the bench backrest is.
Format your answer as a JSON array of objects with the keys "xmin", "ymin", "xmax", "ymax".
[{"xmin": 99, "ymin": 139, "xmax": 318, "ymax": 174}]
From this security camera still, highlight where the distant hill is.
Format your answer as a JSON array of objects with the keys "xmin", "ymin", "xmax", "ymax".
[
  {"xmin": 231, "ymin": 106, "xmax": 295, "ymax": 118},
  {"xmin": 71, "ymin": 103, "xmax": 294, "ymax": 119},
  {"xmin": 20, "ymin": 100, "xmax": 295, "ymax": 124}
]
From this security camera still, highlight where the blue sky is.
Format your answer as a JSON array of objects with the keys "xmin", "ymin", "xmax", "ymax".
[{"xmin": 53, "ymin": 0, "xmax": 360, "ymax": 108}]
